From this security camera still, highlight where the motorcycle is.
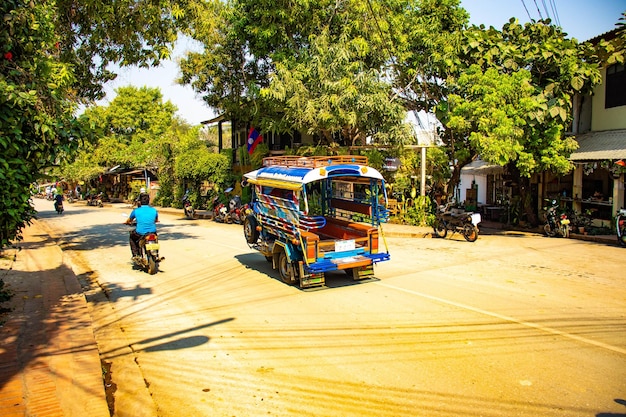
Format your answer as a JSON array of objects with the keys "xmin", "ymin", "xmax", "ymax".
[
  {"xmin": 225, "ymin": 195, "xmax": 246, "ymax": 224},
  {"xmin": 543, "ymin": 199, "xmax": 570, "ymax": 238},
  {"xmin": 54, "ymin": 195, "xmax": 64, "ymax": 214},
  {"xmin": 616, "ymin": 208, "xmax": 626, "ymax": 247},
  {"xmin": 86, "ymin": 192, "xmax": 103, "ymax": 207},
  {"xmin": 182, "ymin": 194, "xmax": 195, "ymax": 219},
  {"xmin": 212, "ymin": 195, "xmax": 228, "ymax": 222},
  {"xmin": 433, "ymin": 201, "xmax": 481, "ymax": 242},
  {"xmin": 127, "ymin": 222, "xmax": 163, "ymax": 275}
]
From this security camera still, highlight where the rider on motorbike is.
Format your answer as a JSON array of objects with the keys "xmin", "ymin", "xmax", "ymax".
[
  {"xmin": 125, "ymin": 193, "xmax": 159, "ymax": 262},
  {"xmin": 53, "ymin": 191, "xmax": 64, "ymax": 213}
]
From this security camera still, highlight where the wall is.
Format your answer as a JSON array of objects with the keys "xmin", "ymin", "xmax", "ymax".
[
  {"xmin": 459, "ymin": 174, "xmax": 488, "ymax": 205},
  {"xmin": 591, "ymin": 68, "xmax": 626, "ymax": 131}
]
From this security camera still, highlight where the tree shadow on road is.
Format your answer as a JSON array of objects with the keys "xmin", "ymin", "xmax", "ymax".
[
  {"xmin": 42, "ymin": 221, "xmax": 197, "ymax": 252},
  {"xmin": 596, "ymin": 399, "xmax": 626, "ymax": 417}
]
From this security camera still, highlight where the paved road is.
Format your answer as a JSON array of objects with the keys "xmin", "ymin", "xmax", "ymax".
[{"xmin": 35, "ymin": 199, "xmax": 626, "ymax": 417}]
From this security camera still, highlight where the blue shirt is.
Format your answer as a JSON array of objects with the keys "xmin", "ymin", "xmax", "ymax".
[{"xmin": 130, "ymin": 205, "xmax": 159, "ymax": 235}]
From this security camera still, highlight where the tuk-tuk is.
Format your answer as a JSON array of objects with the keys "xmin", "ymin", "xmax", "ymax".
[{"xmin": 243, "ymin": 155, "xmax": 390, "ymax": 288}]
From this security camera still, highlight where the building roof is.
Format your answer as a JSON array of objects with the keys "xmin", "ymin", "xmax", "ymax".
[
  {"xmin": 461, "ymin": 158, "xmax": 504, "ymax": 175},
  {"xmin": 570, "ymin": 129, "xmax": 626, "ymax": 161}
]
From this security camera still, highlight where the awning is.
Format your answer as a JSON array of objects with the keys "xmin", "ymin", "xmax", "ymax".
[
  {"xmin": 569, "ymin": 129, "xmax": 626, "ymax": 161},
  {"xmin": 461, "ymin": 158, "xmax": 504, "ymax": 175}
]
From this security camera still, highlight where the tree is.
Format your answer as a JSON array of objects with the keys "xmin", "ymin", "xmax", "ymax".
[
  {"xmin": 174, "ymin": 140, "xmax": 230, "ymax": 207},
  {"xmin": 445, "ymin": 20, "xmax": 602, "ymax": 223},
  {"xmin": 59, "ymin": 86, "xmax": 193, "ymax": 208},
  {"xmin": 54, "ymin": 0, "xmax": 190, "ymax": 101},
  {"xmin": 1, "ymin": 0, "xmax": 189, "ymax": 248},
  {"xmin": 262, "ymin": 30, "xmax": 406, "ymax": 145},
  {"xmin": 1, "ymin": 0, "xmax": 85, "ymax": 247},
  {"xmin": 89, "ymin": 86, "xmax": 177, "ymax": 168},
  {"xmin": 179, "ymin": 0, "xmax": 413, "ymax": 144},
  {"xmin": 393, "ymin": 13, "xmax": 605, "ymax": 221}
]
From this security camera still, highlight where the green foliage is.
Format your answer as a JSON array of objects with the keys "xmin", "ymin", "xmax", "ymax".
[
  {"xmin": 400, "ymin": 196, "xmax": 436, "ymax": 227},
  {"xmin": 55, "ymin": 0, "xmax": 188, "ymax": 101},
  {"xmin": 175, "ymin": 148, "xmax": 229, "ymax": 185},
  {"xmin": 450, "ymin": 20, "xmax": 602, "ymax": 177},
  {"xmin": 249, "ymin": 143, "xmax": 270, "ymax": 169},
  {"xmin": 85, "ymin": 86, "xmax": 177, "ymax": 168},
  {"xmin": 180, "ymin": 0, "xmax": 412, "ymax": 145},
  {"xmin": 0, "ymin": 0, "xmax": 88, "ymax": 247},
  {"xmin": 1, "ymin": 0, "xmax": 190, "ymax": 248}
]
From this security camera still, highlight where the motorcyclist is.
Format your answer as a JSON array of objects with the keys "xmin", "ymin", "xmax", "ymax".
[
  {"xmin": 53, "ymin": 191, "xmax": 64, "ymax": 212},
  {"xmin": 125, "ymin": 193, "xmax": 159, "ymax": 261},
  {"xmin": 135, "ymin": 187, "xmax": 148, "ymax": 207}
]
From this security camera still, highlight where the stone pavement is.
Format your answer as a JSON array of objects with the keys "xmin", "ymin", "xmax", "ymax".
[
  {"xmin": 0, "ymin": 219, "xmax": 109, "ymax": 417},
  {"xmin": 0, "ymin": 205, "xmax": 617, "ymax": 417}
]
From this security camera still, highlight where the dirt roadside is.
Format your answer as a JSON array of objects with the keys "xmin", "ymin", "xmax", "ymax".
[{"xmin": 0, "ymin": 219, "xmax": 110, "ymax": 417}]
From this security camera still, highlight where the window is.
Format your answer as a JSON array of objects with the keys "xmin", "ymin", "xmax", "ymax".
[{"xmin": 605, "ymin": 64, "xmax": 626, "ymax": 108}]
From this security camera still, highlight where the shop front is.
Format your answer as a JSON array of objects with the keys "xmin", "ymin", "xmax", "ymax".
[{"xmin": 566, "ymin": 130, "xmax": 626, "ymax": 229}]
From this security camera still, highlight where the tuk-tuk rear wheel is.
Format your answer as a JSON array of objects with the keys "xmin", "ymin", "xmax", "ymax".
[{"xmin": 278, "ymin": 250, "xmax": 297, "ymax": 285}]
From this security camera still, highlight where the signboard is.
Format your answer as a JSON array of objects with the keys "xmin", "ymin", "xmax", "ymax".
[{"xmin": 384, "ymin": 158, "xmax": 401, "ymax": 171}]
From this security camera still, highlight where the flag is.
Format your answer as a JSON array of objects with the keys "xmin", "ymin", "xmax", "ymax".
[
  {"xmin": 616, "ymin": 160, "xmax": 626, "ymax": 167},
  {"xmin": 247, "ymin": 127, "xmax": 263, "ymax": 154}
]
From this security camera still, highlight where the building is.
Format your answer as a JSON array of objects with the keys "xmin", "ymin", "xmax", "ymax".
[{"xmin": 553, "ymin": 29, "xmax": 626, "ymax": 228}]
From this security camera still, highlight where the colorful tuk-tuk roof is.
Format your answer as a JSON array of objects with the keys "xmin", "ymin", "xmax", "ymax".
[{"xmin": 244, "ymin": 156, "xmax": 384, "ymax": 189}]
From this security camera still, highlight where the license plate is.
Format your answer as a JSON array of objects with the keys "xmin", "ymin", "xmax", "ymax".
[
  {"xmin": 335, "ymin": 239, "xmax": 355, "ymax": 252},
  {"xmin": 145, "ymin": 243, "xmax": 160, "ymax": 251},
  {"xmin": 471, "ymin": 213, "xmax": 482, "ymax": 226}
]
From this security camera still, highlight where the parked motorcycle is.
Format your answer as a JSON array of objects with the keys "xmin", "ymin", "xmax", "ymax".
[
  {"xmin": 433, "ymin": 201, "xmax": 481, "ymax": 242},
  {"xmin": 182, "ymin": 192, "xmax": 195, "ymax": 219},
  {"xmin": 127, "ymin": 223, "xmax": 163, "ymax": 275},
  {"xmin": 543, "ymin": 199, "xmax": 570, "ymax": 238},
  {"xmin": 209, "ymin": 194, "xmax": 226, "ymax": 222},
  {"xmin": 86, "ymin": 192, "xmax": 103, "ymax": 207},
  {"xmin": 616, "ymin": 208, "xmax": 626, "ymax": 247},
  {"xmin": 225, "ymin": 195, "xmax": 246, "ymax": 224}
]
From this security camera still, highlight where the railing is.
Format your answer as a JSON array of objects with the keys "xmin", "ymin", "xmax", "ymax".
[{"xmin": 262, "ymin": 155, "xmax": 369, "ymax": 168}]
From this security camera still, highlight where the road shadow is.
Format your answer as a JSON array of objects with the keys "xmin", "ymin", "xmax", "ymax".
[
  {"xmin": 234, "ymin": 253, "xmax": 380, "ymax": 290},
  {"xmin": 596, "ymin": 398, "xmax": 626, "ymax": 417},
  {"xmin": 100, "ymin": 318, "xmax": 234, "ymax": 360},
  {"xmin": 0, "ymin": 259, "xmax": 106, "ymax": 399},
  {"xmin": 77, "ymin": 269, "xmax": 153, "ymax": 304},
  {"xmin": 40, "ymin": 220, "xmax": 197, "ymax": 252}
]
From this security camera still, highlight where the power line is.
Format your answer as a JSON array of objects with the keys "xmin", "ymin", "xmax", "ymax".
[
  {"xmin": 532, "ymin": 0, "xmax": 544, "ymax": 20},
  {"xmin": 520, "ymin": 0, "xmax": 533, "ymax": 21},
  {"xmin": 549, "ymin": 0, "xmax": 561, "ymax": 27},
  {"xmin": 541, "ymin": 0, "xmax": 552, "ymax": 21}
]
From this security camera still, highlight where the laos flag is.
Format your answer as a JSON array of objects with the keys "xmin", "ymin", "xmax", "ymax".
[{"xmin": 247, "ymin": 127, "xmax": 263, "ymax": 154}]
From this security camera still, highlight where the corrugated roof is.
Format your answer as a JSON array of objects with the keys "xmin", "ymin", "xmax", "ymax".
[
  {"xmin": 461, "ymin": 158, "xmax": 504, "ymax": 175},
  {"xmin": 570, "ymin": 129, "xmax": 626, "ymax": 161}
]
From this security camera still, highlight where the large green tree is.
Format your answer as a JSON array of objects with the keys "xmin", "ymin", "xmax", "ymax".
[
  {"xmin": 1, "ymin": 0, "xmax": 84, "ymax": 248},
  {"xmin": 88, "ymin": 86, "xmax": 178, "ymax": 168},
  {"xmin": 59, "ymin": 86, "xmax": 185, "ymax": 205},
  {"xmin": 392, "ymin": 14, "xmax": 608, "ymax": 215},
  {"xmin": 1, "ymin": 0, "xmax": 190, "ymax": 248},
  {"xmin": 179, "ymin": 0, "xmax": 415, "ymax": 144}
]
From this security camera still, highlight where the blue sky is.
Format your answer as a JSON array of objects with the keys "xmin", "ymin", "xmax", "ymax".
[{"xmin": 101, "ymin": 0, "xmax": 625, "ymax": 126}]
